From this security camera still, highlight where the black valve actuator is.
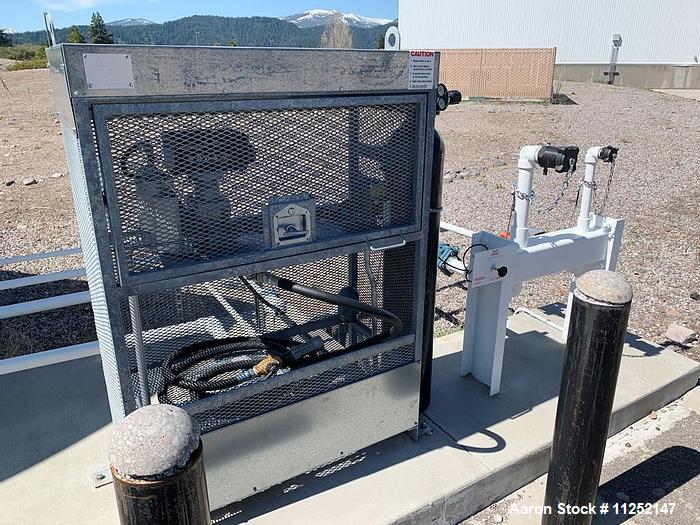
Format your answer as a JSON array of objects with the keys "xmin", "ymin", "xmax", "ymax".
[
  {"xmin": 537, "ymin": 145, "xmax": 579, "ymax": 173},
  {"xmin": 598, "ymin": 145, "xmax": 618, "ymax": 163}
]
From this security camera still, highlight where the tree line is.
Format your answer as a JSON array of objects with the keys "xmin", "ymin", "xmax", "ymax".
[{"xmin": 4, "ymin": 13, "xmax": 393, "ymax": 49}]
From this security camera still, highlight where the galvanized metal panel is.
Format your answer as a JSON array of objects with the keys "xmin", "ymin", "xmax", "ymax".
[
  {"xmin": 58, "ymin": 44, "xmax": 440, "ymax": 98},
  {"xmin": 202, "ymin": 362, "xmax": 420, "ymax": 509},
  {"xmin": 399, "ymin": 0, "xmax": 700, "ymax": 64},
  {"xmin": 89, "ymin": 94, "xmax": 428, "ymax": 287}
]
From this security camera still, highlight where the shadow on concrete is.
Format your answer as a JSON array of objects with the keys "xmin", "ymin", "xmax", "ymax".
[
  {"xmin": 215, "ymin": 326, "xmax": 564, "ymax": 523},
  {"xmin": 424, "ymin": 327, "xmax": 563, "ymax": 447},
  {"xmin": 0, "ymin": 355, "xmax": 111, "ymax": 481},
  {"xmin": 0, "ymin": 300, "xmax": 674, "ymax": 522},
  {"xmin": 595, "ymin": 446, "xmax": 700, "ymax": 524}
]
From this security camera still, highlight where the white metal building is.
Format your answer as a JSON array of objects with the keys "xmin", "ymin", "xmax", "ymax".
[{"xmin": 398, "ymin": 0, "xmax": 700, "ymax": 63}]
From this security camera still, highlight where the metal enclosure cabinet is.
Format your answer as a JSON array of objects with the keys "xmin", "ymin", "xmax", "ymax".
[{"xmin": 49, "ymin": 44, "xmax": 439, "ymax": 508}]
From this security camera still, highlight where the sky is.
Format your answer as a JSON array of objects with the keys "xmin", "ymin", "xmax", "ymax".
[{"xmin": 3, "ymin": 0, "xmax": 399, "ymax": 32}]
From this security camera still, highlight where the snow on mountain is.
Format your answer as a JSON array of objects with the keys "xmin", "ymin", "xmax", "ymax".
[
  {"xmin": 3, "ymin": 27, "xmax": 17, "ymax": 34},
  {"xmin": 281, "ymin": 9, "xmax": 392, "ymax": 29},
  {"xmin": 107, "ymin": 18, "xmax": 155, "ymax": 27}
]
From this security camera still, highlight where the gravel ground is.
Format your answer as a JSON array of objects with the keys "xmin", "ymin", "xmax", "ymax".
[
  {"xmin": 0, "ymin": 69, "xmax": 698, "ymax": 359},
  {"xmin": 434, "ymin": 82, "xmax": 700, "ymax": 362}
]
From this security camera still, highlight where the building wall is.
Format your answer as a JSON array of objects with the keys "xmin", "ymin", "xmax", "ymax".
[
  {"xmin": 555, "ymin": 63, "xmax": 700, "ymax": 89},
  {"xmin": 441, "ymin": 48, "xmax": 556, "ymax": 100},
  {"xmin": 399, "ymin": 0, "xmax": 700, "ymax": 64}
]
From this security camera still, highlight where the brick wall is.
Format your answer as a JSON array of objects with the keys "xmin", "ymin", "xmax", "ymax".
[{"xmin": 439, "ymin": 48, "xmax": 556, "ymax": 101}]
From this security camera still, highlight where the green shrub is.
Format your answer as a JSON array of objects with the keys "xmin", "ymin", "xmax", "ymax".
[
  {"xmin": 6, "ymin": 56, "xmax": 47, "ymax": 70},
  {"xmin": 3, "ymin": 46, "xmax": 47, "ymax": 71}
]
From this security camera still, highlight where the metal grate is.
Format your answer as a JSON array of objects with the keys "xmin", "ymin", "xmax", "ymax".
[
  {"xmin": 120, "ymin": 242, "xmax": 417, "ymax": 421},
  {"xmin": 190, "ymin": 344, "xmax": 416, "ymax": 433},
  {"xmin": 121, "ymin": 242, "xmax": 415, "ymax": 368},
  {"xmin": 100, "ymin": 103, "xmax": 421, "ymax": 277}
]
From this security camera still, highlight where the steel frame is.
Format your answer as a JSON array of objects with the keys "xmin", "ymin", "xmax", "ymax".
[{"xmin": 49, "ymin": 43, "xmax": 440, "ymax": 506}]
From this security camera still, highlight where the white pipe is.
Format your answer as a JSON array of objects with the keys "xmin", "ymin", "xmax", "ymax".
[
  {"xmin": 511, "ymin": 145, "xmax": 541, "ymax": 248},
  {"xmin": 0, "ymin": 247, "xmax": 81, "ymax": 266},
  {"xmin": 0, "ymin": 268, "xmax": 86, "ymax": 291},
  {"xmin": 577, "ymin": 147, "xmax": 603, "ymax": 233},
  {"xmin": 439, "ymin": 222, "xmax": 475, "ymax": 238},
  {"xmin": 0, "ymin": 291, "xmax": 91, "ymax": 320},
  {"xmin": 0, "ymin": 340, "xmax": 99, "ymax": 376}
]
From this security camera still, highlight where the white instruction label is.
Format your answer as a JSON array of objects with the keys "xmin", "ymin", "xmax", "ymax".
[
  {"xmin": 408, "ymin": 50, "xmax": 436, "ymax": 90},
  {"xmin": 83, "ymin": 53, "xmax": 135, "ymax": 90}
]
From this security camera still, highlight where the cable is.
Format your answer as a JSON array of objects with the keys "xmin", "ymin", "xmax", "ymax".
[
  {"xmin": 239, "ymin": 276, "xmax": 290, "ymax": 320},
  {"xmin": 437, "ymin": 241, "xmax": 466, "ymax": 275},
  {"xmin": 461, "ymin": 243, "xmax": 488, "ymax": 282}
]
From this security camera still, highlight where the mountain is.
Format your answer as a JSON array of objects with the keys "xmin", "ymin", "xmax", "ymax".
[
  {"xmin": 3, "ymin": 27, "xmax": 17, "ymax": 34},
  {"xmin": 8, "ymin": 15, "xmax": 392, "ymax": 49},
  {"xmin": 281, "ymin": 9, "xmax": 392, "ymax": 29},
  {"xmin": 107, "ymin": 18, "xmax": 155, "ymax": 27}
]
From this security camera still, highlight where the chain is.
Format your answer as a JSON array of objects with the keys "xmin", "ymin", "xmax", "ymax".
[
  {"xmin": 512, "ymin": 181, "xmax": 536, "ymax": 202},
  {"xmin": 537, "ymin": 158, "xmax": 575, "ymax": 214},
  {"xmin": 594, "ymin": 159, "xmax": 615, "ymax": 215},
  {"xmin": 506, "ymin": 183, "xmax": 535, "ymax": 235}
]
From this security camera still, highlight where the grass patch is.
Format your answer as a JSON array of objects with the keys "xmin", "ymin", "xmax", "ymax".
[{"xmin": 0, "ymin": 44, "xmax": 45, "ymax": 61}]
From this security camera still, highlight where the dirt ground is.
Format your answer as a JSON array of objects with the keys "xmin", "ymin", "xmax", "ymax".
[{"xmin": 0, "ymin": 69, "xmax": 698, "ymax": 359}]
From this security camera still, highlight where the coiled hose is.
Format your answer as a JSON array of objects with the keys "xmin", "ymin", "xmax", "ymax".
[{"xmin": 157, "ymin": 274, "xmax": 403, "ymax": 404}]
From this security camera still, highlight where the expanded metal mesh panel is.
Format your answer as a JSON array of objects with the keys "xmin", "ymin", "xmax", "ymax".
[
  {"xmin": 63, "ymin": 128, "xmax": 128, "ymax": 420},
  {"xmin": 119, "ymin": 242, "xmax": 417, "ymax": 428},
  {"xmin": 191, "ymin": 344, "xmax": 416, "ymax": 433},
  {"xmin": 98, "ymin": 102, "xmax": 422, "ymax": 278},
  {"xmin": 120, "ymin": 242, "xmax": 416, "ymax": 371}
]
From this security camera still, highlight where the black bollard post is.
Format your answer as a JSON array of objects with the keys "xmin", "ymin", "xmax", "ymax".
[
  {"xmin": 542, "ymin": 270, "xmax": 632, "ymax": 525},
  {"xmin": 109, "ymin": 404, "xmax": 211, "ymax": 525}
]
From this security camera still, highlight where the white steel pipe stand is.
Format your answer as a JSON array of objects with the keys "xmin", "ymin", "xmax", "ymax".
[{"xmin": 460, "ymin": 144, "xmax": 622, "ymax": 395}]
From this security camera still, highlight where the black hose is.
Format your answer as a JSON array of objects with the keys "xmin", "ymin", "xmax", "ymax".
[
  {"xmin": 158, "ymin": 277, "xmax": 403, "ymax": 404},
  {"xmin": 119, "ymin": 140, "xmax": 156, "ymax": 178},
  {"xmin": 157, "ymin": 336, "xmax": 294, "ymax": 404},
  {"xmin": 269, "ymin": 275, "xmax": 403, "ymax": 336}
]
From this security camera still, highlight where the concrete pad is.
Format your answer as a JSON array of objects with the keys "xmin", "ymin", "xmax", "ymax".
[
  {"xmin": 0, "ymin": 356, "xmax": 119, "ymax": 524},
  {"xmin": 470, "ymin": 400, "xmax": 700, "ymax": 525},
  {"xmin": 0, "ymin": 310, "xmax": 697, "ymax": 525},
  {"xmin": 218, "ymin": 311, "xmax": 698, "ymax": 524},
  {"xmin": 683, "ymin": 386, "xmax": 700, "ymax": 415}
]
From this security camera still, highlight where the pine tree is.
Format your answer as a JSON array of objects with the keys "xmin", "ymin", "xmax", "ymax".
[
  {"xmin": 377, "ymin": 34, "xmax": 385, "ymax": 49},
  {"xmin": 89, "ymin": 12, "xmax": 114, "ymax": 44},
  {"xmin": 0, "ymin": 28, "xmax": 12, "ymax": 47},
  {"xmin": 66, "ymin": 25, "xmax": 85, "ymax": 44},
  {"xmin": 320, "ymin": 14, "xmax": 352, "ymax": 49}
]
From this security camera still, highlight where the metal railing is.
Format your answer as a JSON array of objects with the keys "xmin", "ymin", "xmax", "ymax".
[{"xmin": 0, "ymin": 247, "xmax": 99, "ymax": 375}]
